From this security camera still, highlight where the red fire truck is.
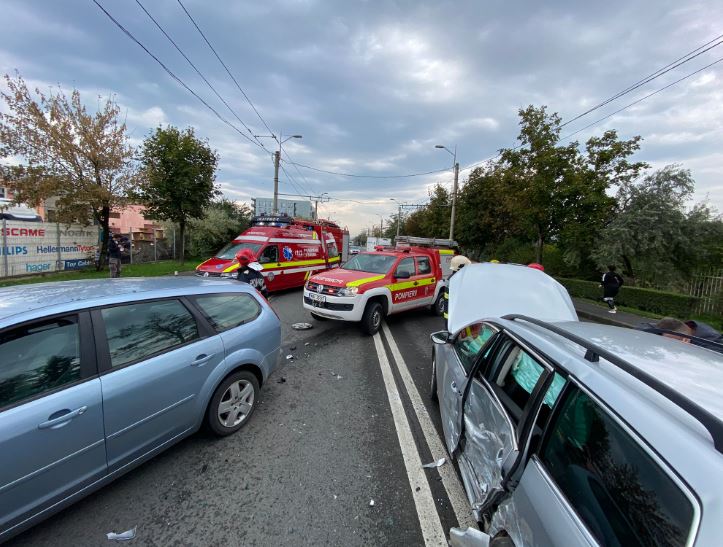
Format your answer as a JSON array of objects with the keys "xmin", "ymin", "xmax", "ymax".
[
  {"xmin": 195, "ymin": 215, "xmax": 349, "ymax": 292},
  {"xmin": 303, "ymin": 236, "xmax": 456, "ymax": 334}
]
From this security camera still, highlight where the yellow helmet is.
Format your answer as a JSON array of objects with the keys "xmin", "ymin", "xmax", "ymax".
[{"xmin": 450, "ymin": 255, "xmax": 472, "ymax": 272}]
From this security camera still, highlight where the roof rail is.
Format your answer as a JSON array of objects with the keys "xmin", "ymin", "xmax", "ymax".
[
  {"xmin": 503, "ymin": 314, "xmax": 723, "ymax": 454},
  {"xmin": 394, "ymin": 235, "xmax": 458, "ymax": 248}
]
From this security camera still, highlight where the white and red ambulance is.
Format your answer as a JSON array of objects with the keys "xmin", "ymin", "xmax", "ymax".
[
  {"xmin": 195, "ymin": 215, "xmax": 349, "ymax": 292},
  {"xmin": 302, "ymin": 237, "xmax": 456, "ymax": 334}
]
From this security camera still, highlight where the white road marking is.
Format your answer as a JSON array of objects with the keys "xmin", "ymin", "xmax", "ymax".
[
  {"xmin": 381, "ymin": 322, "xmax": 478, "ymax": 530},
  {"xmin": 372, "ymin": 332, "xmax": 448, "ymax": 547}
]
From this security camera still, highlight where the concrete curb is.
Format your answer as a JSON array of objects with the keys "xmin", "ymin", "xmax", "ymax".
[{"xmin": 575, "ymin": 309, "xmax": 633, "ymax": 328}]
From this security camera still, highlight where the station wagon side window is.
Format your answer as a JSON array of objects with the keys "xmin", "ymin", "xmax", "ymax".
[
  {"xmin": 193, "ymin": 294, "xmax": 262, "ymax": 332},
  {"xmin": 540, "ymin": 387, "xmax": 694, "ymax": 546},
  {"xmin": 453, "ymin": 322, "xmax": 496, "ymax": 374},
  {"xmin": 259, "ymin": 245, "xmax": 278, "ymax": 264},
  {"xmin": 487, "ymin": 345, "xmax": 547, "ymax": 425},
  {"xmin": 416, "ymin": 256, "xmax": 432, "ymax": 275},
  {"xmin": 0, "ymin": 316, "xmax": 81, "ymax": 408},
  {"xmin": 101, "ymin": 300, "xmax": 199, "ymax": 368}
]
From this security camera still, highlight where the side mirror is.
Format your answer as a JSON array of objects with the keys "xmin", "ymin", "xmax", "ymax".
[
  {"xmin": 395, "ymin": 270, "xmax": 411, "ymax": 279},
  {"xmin": 431, "ymin": 331, "xmax": 450, "ymax": 345}
]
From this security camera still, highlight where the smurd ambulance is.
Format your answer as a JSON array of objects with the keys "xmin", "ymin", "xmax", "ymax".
[
  {"xmin": 303, "ymin": 236, "xmax": 456, "ymax": 334},
  {"xmin": 196, "ymin": 215, "xmax": 349, "ymax": 291}
]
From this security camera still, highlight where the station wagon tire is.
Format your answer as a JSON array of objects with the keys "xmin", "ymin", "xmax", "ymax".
[
  {"xmin": 361, "ymin": 301, "xmax": 383, "ymax": 335},
  {"xmin": 206, "ymin": 371, "xmax": 259, "ymax": 436},
  {"xmin": 430, "ymin": 355, "xmax": 438, "ymax": 402},
  {"xmin": 432, "ymin": 292, "xmax": 445, "ymax": 316},
  {"xmin": 310, "ymin": 312, "xmax": 328, "ymax": 321}
]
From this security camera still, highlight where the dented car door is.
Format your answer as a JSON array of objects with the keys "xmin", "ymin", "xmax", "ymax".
[{"xmin": 457, "ymin": 338, "xmax": 551, "ymax": 516}]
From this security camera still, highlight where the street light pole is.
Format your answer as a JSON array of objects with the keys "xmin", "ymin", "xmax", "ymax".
[
  {"xmin": 435, "ymin": 144, "xmax": 459, "ymax": 241},
  {"xmin": 390, "ymin": 198, "xmax": 401, "ymax": 238},
  {"xmin": 255, "ymin": 131, "xmax": 303, "ymax": 214}
]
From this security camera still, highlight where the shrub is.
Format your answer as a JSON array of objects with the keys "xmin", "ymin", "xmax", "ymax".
[{"xmin": 557, "ymin": 277, "xmax": 701, "ymax": 318}]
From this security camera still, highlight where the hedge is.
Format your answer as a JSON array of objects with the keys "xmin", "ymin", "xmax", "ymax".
[{"xmin": 556, "ymin": 277, "xmax": 701, "ymax": 318}]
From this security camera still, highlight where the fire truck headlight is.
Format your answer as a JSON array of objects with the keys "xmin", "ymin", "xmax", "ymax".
[{"xmin": 338, "ymin": 287, "xmax": 358, "ymax": 297}]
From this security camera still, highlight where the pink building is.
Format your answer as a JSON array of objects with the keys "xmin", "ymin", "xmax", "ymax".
[{"xmin": 109, "ymin": 205, "xmax": 165, "ymax": 243}]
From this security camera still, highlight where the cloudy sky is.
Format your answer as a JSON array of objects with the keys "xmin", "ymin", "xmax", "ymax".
[{"xmin": 2, "ymin": 0, "xmax": 722, "ymax": 234}]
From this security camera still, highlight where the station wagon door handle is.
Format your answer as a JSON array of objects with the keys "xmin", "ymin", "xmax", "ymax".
[
  {"xmin": 38, "ymin": 406, "xmax": 88, "ymax": 430},
  {"xmin": 191, "ymin": 353, "xmax": 215, "ymax": 367},
  {"xmin": 451, "ymin": 381, "xmax": 462, "ymax": 396}
]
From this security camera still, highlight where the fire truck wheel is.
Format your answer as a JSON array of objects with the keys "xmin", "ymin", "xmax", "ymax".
[
  {"xmin": 432, "ymin": 292, "xmax": 445, "ymax": 316},
  {"xmin": 310, "ymin": 312, "xmax": 328, "ymax": 321},
  {"xmin": 361, "ymin": 301, "xmax": 383, "ymax": 335}
]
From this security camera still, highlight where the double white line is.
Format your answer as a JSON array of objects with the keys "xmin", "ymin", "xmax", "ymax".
[{"xmin": 373, "ymin": 323, "xmax": 476, "ymax": 546}]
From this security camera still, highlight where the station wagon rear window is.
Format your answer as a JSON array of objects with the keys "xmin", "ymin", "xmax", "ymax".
[
  {"xmin": 102, "ymin": 300, "xmax": 199, "ymax": 367},
  {"xmin": 541, "ymin": 388, "xmax": 694, "ymax": 546},
  {"xmin": 194, "ymin": 294, "xmax": 261, "ymax": 332}
]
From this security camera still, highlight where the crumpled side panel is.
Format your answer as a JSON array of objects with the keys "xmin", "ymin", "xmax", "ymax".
[
  {"xmin": 489, "ymin": 496, "xmax": 533, "ymax": 547},
  {"xmin": 460, "ymin": 382, "xmax": 515, "ymax": 504},
  {"xmin": 449, "ymin": 526, "xmax": 491, "ymax": 547}
]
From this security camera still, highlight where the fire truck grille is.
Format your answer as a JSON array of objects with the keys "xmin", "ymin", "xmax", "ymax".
[{"xmin": 306, "ymin": 282, "xmax": 343, "ymax": 296}]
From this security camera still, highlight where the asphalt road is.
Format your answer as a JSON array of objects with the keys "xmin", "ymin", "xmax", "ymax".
[{"xmin": 8, "ymin": 289, "xmax": 472, "ymax": 546}]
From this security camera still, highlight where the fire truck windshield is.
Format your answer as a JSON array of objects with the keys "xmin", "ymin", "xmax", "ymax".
[
  {"xmin": 343, "ymin": 253, "xmax": 397, "ymax": 274},
  {"xmin": 216, "ymin": 242, "xmax": 262, "ymax": 259}
]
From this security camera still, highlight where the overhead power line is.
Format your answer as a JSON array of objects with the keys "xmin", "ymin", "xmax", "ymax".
[
  {"xmin": 134, "ymin": 0, "xmax": 270, "ymax": 153},
  {"xmin": 176, "ymin": 0, "xmax": 275, "ymax": 137},
  {"xmin": 287, "ymin": 161, "xmax": 450, "ymax": 179},
  {"xmin": 561, "ymin": 33, "xmax": 723, "ymax": 128},
  {"xmin": 91, "ymin": 0, "xmax": 262, "ymax": 150}
]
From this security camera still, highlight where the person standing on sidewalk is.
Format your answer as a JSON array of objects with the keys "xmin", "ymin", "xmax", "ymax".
[
  {"xmin": 108, "ymin": 235, "xmax": 122, "ymax": 278},
  {"xmin": 601, "ymin": 265, "xmax": 624, "ymax": 313}
]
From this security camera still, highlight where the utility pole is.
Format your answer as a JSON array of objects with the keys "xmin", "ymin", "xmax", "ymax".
[
  {"xmin": 450, "ymin": 161, "xmax": 459, "ymax": 241},
  {"xmin": 272, "ymin": 150, "xmax": 281, "ymax": 214}
]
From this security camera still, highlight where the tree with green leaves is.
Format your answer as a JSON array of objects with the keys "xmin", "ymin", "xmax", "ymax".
[
  {"xmin": 0, "ymin": 73, "xmax": 135, "ymax": 270},
  {"xmin": 187, "ymin": 199, "xmax": 252, "ymax": 258},
  {"xmin": 591, "ymin": 165, "xmax": 706, "ymax": 287},
  {"xmin": 136, "ymin": 126, "xmax": 219, "ymax": 261}
]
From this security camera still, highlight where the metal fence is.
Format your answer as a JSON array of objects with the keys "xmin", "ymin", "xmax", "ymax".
[{"xmin": 687, "ymin": 268, "xmax": 723, "ymax": 315}]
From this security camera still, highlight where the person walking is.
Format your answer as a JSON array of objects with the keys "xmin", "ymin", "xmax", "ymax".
[
  {"xmin": 235, "ymin": 249, "xmax": 268, "ymax": 298},
  {"xmin": 108, "ymin": 235, "xmax": 122, "ymax": 278},
  {"xmin": 601, "ymin": 265, "xmax": 624, "ymax": 313},
  {"xmin": 443, "ymin": 255, "xmax": 471, "ymax": 328}
]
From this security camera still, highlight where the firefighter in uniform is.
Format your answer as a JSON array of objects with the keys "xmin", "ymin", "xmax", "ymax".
[
  {"xmin": 443, "ymin": 255, "xmax": 471, "ymax": 328},
  {"xmin": 235, "ymin": 249, "xmax": 269, "ymax": 298}
]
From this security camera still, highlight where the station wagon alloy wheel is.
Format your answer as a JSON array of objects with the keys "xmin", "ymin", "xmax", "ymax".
[
  {"xmin": 218, "ymin": 379, "xmax": 255, "ymax": 427},
  {"xmin": 206, "ymin": 370, "xmax": 260, "ymax": 436}
]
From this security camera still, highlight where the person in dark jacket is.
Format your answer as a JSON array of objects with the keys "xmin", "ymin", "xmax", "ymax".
[
  {"xmin": 235, "ymin": 249, "xmax": 268, "ymax": 298},
  {"xmin": 108, "ymin": 236, "xmax": 122, "ymax": 278},
  {"xmin": 600, "ymin": 265, "xmax": 624, "ymax": 313}
]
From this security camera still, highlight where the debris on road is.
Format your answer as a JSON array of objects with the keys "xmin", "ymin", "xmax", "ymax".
[
  {"xmin": 304, "ymin": 342, "xmax": 310, "ymax": 346},
  {"xmin": 336, "ymin": 374, "xmax": 343, "ymax": 380},
  {"xmin": 369, "ymin": 499, "xmax": 375, "ymax": 507},
  {"xmin": 201, "ymin": 464, "xmax": 208, "ymax": 473},
  {"xmin": 277, "ymin": 377, "xmax": 287, "ymax": 384},
  {"xmin": 106, "ymin": 526, "xmax": 137, "ymax": 541},
  {"xmin": 449, "ymin": 526, "xmax": 490, "ymax": 547},
  {"xmin": 422, "ymin": 457, "xmax": 446, "ymax": 469},
  {"xmin": 289, "ymin": 345, "xmax": 297, "ymax": 351},
  {"xmin": 286, "ymin": 355, "xmax": 294, "ymax": 360},
  {"xmin": 292, "ymin": 322, "xmax": 313, "ymax": 330}
]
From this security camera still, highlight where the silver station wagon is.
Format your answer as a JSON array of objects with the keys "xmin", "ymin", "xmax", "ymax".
[
  {"xmin": 433, "ymin": 263, "xmax": 723, "ymax": 547},
  {"xmin": 0, "ymin": 278, "xmax": 281, "ymax": 541}
]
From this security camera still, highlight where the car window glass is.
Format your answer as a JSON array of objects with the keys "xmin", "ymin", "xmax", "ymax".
[
  {"xmin": 195, "ymin": 294, "xmax": 261, "ymax": 332},
  {"xmin": 396, "ymin": 257, "xmax": 415, "ymax": 276},
  {"xmin": 454, "ymin": 323, "xmax": 496, "ymax": 374},
  {"xmin": 260, "ymin": 245, "xmax": 278, "ymax": 263},
  {"xmin": 327, "ymin": 242, "xmax": 339, "ymax": 258},
  {"xmin": 416, "ymin": 257, "xmax": 432, "ymax": 275},
  {"xmin": 0, "ymin": 316, "xmax": 81, "ymax": 408},
  {"xmin": 492, "ymin": 347, "xmax": 546, "ymax": 424},
  {"xmin": 102, "ymin": 300, "xmax": 199, "ymax": 367},
  {"xmin": 541, "ymin": 388, "xmax": 694, "ymax": 547}
]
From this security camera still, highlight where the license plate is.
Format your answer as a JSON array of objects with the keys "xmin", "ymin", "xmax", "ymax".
[{"xmin": 309, "ymin": 292, "xmax": 326, "ymax": 303}]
